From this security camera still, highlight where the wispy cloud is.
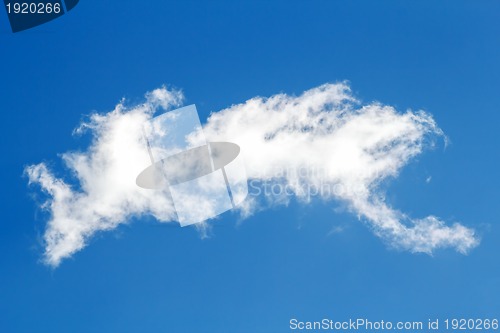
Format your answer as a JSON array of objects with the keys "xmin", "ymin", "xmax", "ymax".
[
  {"xmin": 26, "ymin": 88, "xmax": 183, "ymax": 266},
  {"xmin": 26, "ymin": 83, "xmax": 479, "ymax": 266},
  {"xmin": 202, "ymin": 83, "xmax": 477, "ymax": 254}
]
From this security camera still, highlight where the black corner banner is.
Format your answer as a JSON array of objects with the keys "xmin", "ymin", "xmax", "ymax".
[{"xmin": 3, "ymin": 0, "xmax": 79, "ymax": 33}]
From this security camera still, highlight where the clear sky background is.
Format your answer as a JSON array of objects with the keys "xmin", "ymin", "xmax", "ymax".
[{"xmin": 1, "ymin": 1, "xmax": 499, "ymax": 332}]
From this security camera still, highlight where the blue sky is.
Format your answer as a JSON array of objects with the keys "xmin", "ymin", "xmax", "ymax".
[{"xmin": 1, "ymin": 1, "xmax": 500, "ymax": 332}]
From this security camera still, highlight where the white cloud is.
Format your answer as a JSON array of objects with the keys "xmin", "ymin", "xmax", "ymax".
[
  {"xmin": 202, "ymin": 83, "xmax": 478, "ymax": 254},
  {"xmin": 26, "ymin": 87, "xmax": 183, "ymax": 266},
  {"xmin": 26, "ymin": 83, "xmax": 479, "ymax": 266}
]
